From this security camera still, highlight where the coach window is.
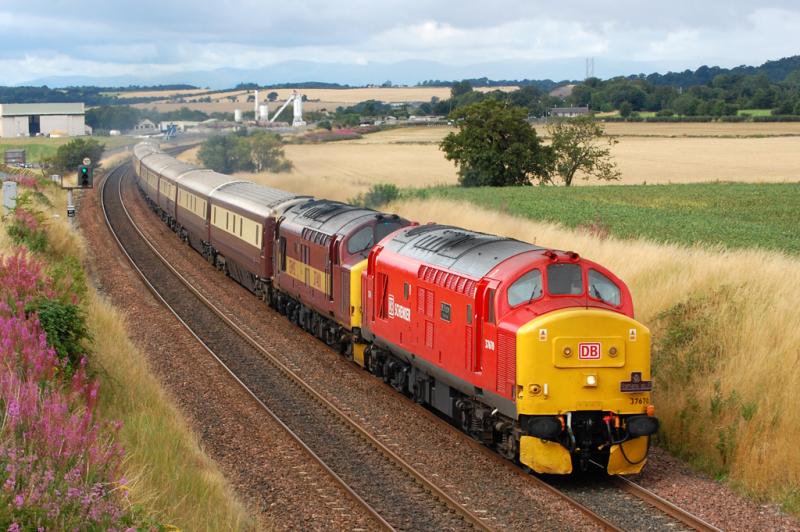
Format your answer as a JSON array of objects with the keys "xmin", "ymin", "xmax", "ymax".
[
  {"xmin": 347, "ymin": 226, "xmax": 373, "ymax": 255},
  {"xmin": 588, "ymin": 269, "xmax": 621, "ymax": 306},
  {"xmin": 547, "ymin": 263, "xmax": 583, "ymax": 295},
  {"xmin": 507, "ymin": 269, "xmax": 542, "ymax": 307}
]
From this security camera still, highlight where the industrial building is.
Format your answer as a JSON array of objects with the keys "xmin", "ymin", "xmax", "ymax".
[{"xmin": 0, "ymin": 103, "xmax": 86, "ymax": 138}]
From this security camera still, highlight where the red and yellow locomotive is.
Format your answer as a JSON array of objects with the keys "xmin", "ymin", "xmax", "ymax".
[{"xmin": 133, "ymin": 143, "xmax": 658, "ymax": 475}]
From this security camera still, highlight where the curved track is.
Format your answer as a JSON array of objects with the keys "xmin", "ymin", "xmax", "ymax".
[
  {"xmin": 102, "ymin": 161, "xmax": 496, "ymax": 531},
  {"xmin": 102, "ymin": 157, "xmax": 723, "ymax": 532}
]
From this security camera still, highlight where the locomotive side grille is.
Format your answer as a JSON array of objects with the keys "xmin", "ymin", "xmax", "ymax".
[
  {"xmin": 417, "ymin": 265, "xmax": 477, "ymax": 296},
  {"xmin": 497, "ymin": 332, "xmax": 516, "ymax": 396},
  {"xmin": 425, "ymin": 320, "xmax": 434, "ymax": 348}
]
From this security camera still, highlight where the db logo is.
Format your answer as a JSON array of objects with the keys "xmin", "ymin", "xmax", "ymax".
[{"xmin": 578, "ymin": 342, "xmax": 601, "ymax": 360}]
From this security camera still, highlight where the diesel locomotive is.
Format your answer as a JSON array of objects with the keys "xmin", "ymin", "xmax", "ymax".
[{"xmin": 132, "ymin": 142, "xmax": 659, "ymax": 475}]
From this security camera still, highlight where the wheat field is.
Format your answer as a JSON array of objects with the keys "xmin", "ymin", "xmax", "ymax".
[
  {"xmin": 134, "ymin": 86, "xmax": 518, "ymax": 114},
  {"xmin": 175, "ymin": 125, "xmax": 800, "ymax": 201}
]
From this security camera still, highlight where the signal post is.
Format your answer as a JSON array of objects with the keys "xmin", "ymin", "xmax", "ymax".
[{"xmin": 62, "ymin": 157, "xmax": 94, "ymax": 225}]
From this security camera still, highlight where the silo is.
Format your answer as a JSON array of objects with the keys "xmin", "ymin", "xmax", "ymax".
[
  {"xmin": 259, "ymin": 104, "xmax": 269, "ymax": 121},
  {"xmin": 234, "ymin": 109, "xmax": 242, "ymax": 122}
]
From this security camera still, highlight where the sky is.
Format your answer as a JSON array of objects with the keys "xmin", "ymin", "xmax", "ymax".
[{"xmin": 0, "ymin": 0, "xmax": 798, "ymax": 87}]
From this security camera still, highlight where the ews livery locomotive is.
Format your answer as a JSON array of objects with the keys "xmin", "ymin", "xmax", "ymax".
[{"xmin": 133, "ymin": 143, "xmax": 659, "ymax": 475}]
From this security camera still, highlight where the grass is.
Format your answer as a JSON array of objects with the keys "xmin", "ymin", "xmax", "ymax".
[
  {"xmin": 388, "ymin": 197, "xmax": 800, "ymax": 516},
  {"xmin": 406, "ymin": 182, "xmax": 800, "ymax": 254},
  {"xmin": 738, "ymin": 108, "xmax": 773, "ymax": 117},
  {"xmin": 1, "ymin": 182, "xmax": 252, "ymax": 529},
  {"xmin": 0, "ymin": 136, "xmax": 137, "ymax": 163}
]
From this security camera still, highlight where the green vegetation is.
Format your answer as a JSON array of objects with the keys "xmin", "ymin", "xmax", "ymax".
[
  {"xmin": 737, "ymin": 108, "xmax": 773, "ymax": 117},
  {"xmin": 198, "ymin": 131, "xmax": 292, "ymax": 174},
  {"xmin": 439, "ymin": 101, "xmax": 619, "ymax": 187},
  {"xmin": 406, "ymin": 182, "xmax": 800, "ymax": 254},
  {"xmin": 47, "ymin": 137, "xmax": 105, "ymax": 172},
  {"xmin": 0, "ymin": 136, "xmax": 133, "ymax": 163},
  {"xmin": 349, "ymin": 183, "xmax": 400, "ymax": 208},
  {"xmin": 440, "ymin": 99, "xmax": 551, "ymax": 186}
]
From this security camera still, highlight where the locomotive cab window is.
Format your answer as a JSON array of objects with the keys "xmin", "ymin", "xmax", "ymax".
[
  {"xmin": 507, "ymin": 269, "xmax": 542, "ymax": 307},
  {"xmin": 374, "ymin": 220, "xmax": 404, "ymax": 244},
  {"xmin": 547, "ymin": 263, "xmax": 583, "ymax": 295},
  {"xmin": 588, "ymin": 269, "xmax": 621, "ymax": 306},
  {"xmin": 347, "ymin": 226, "xmax": 373, "ymax": 255}
]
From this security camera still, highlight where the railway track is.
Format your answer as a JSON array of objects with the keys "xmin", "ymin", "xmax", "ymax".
[
  {"xmin": 101, "ymin": 161, "xmax": 495, "ymax": 531},
  {"xmin": 101, "ymin": 158, "xmax": 723, "ymax": 532}
]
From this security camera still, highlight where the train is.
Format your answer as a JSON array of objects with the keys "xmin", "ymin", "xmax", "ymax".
[{"xmin": 132, "ymin": 142, "xmax": 659, "ymax": 475}]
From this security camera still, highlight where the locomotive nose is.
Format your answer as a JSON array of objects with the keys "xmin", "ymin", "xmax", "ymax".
[{"xmin": 515, "ymin": 308, "xmax": 657, "ymax": 475}]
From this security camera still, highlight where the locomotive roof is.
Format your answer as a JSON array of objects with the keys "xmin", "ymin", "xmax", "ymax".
[
  {"xmin": 212, "ymin": 181, "xmax": 308, "ymax": 219},
  {"xmin": 384, "ymin": 224, "xmax": 543, "ymax": 278},
  {"xmin": 284, "ymin": 199, "xmax": 398, "ymax": 235}
]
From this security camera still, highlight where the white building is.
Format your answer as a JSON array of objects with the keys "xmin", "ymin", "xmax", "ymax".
[
  {"xmin": 130, "ymin": 118, "xmax": 158, "ymax": 134},
  {"xmin": 0, "ymin": 103, "xmax": 86, "ymax": 138}
]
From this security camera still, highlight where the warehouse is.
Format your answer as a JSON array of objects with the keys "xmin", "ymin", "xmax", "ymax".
[{"xmin": 0, "ymin": 103, "xmax": 86, "ymax": 137}]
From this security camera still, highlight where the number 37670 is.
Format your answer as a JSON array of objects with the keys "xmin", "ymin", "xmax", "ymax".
[{"xmin": 629, "ymin": 396, "xmax": 649, "ymax": 405}]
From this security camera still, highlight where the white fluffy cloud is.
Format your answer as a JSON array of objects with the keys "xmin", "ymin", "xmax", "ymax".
[{"xmin": 0, "ymin": 1, "xmax": 798, "ymax": 84}]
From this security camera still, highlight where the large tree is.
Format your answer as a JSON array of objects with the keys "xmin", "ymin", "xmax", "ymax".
[
  {"xmin": 440, "ymin": 99, "xmax": 552, "ymax": 187},
  {"xmin": 547, "ymin": 116, "xmax": 621, "ymax": 186}
]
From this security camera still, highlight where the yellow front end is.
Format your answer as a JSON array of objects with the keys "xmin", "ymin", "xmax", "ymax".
[{"xmin": 516, "ymin": 308, "xmax": 654, "ymax": 475}]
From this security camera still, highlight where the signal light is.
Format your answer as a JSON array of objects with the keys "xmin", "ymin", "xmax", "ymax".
[{"xmin": 77, "ymin": 165, "xmax": 93, "ymax": 188}]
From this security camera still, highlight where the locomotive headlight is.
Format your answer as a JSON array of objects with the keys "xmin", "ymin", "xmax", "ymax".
[{"xmin": 584, "ymin": 374, "xmax": 598, "ymax": 387}]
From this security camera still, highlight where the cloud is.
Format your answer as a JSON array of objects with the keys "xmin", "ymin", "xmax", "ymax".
[{"xmin": 0, "ymin": 1, "xmax": 799, "ymax": 85}]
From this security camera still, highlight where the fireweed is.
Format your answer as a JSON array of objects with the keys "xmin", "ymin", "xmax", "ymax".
[
  {"xmin": 0, "ymin": 251, "xmax": 137, "ymax": 528},
  {"xmin": 5, "ymin": 196, "xmax": 47, "ymax": 254}
]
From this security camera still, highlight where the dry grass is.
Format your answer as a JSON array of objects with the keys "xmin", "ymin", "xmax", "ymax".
[
  {"xmin": 211, "ymin": 125, "xmax": 800, "ymax": 196},
  {"xmin": 389, "ymin": 197, "xmax": 800, "ymax": 509},
  {"xmin": 0, "ymin": 185, "xmax": 252, "ymax": 530},
  {"xmin": 600, "ymin": 121, "xmax": 800, "ymax": 137}
]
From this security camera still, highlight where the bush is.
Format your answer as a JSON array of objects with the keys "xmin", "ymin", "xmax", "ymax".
[
  {"xmin": 26, "ymin": 299, "xmax": 91, "ymax": 371},
  {"xmin": 349, "ymin": 183, "xmax": 401, "ymax": 209}
]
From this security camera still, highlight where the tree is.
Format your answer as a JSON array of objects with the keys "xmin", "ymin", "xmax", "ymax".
[
  {"xmin": 547, "ymin": 116, "xmax": 620, "ymax": 186},
  {"xmin": 440, "ymin": 99, "xmax": 552, "ymax": 187},
  {"xmin": 267, "ymin": 91, "xmax": 279, "ymax": 102},
  {"xmin": 619, "ymin": 102, "xmax": 633, "ymax": 117},
  {"xmin": 197, "ymin": 135, "xmax": 252, "ymax": 174},
  {"xmin": 48, "ymin": 138, "xmax": 106, "ymax": 172},
  {"xmin": 450, "ymin": 80, "xmax": 473, "ymax": 99},
  {"xmin": 248, "ymin": 132, "xmax": 292, "ymax": 172}
]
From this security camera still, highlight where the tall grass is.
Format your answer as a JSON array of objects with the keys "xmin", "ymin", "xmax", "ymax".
[
  {"xmin": 0, "ymin": 181, "xmax": 252, "ymax": 529},
  {"xmin": 390, "ymin": 198, "xmax": 800, "ymax": 514}
]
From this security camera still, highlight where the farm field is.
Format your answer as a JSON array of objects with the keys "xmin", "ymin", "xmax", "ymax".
[
  {"xmin": 133, "ymin": 86, "xmax": 518, "ymax": 114},
  {"xmin": 0, "ymin": 135, "xmax": 136, "ymax": 162},
  {"xmin": 177, "ymin": 124, "xmax": 800, "ymax": 202},
  {"xmin": 407, "ymin": 182, "xmax": 800, "ymax": 254}
]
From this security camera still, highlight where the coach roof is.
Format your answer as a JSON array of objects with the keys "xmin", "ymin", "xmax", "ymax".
[
  {"xmin": 383, "ymin": 224, "xmax": 544, "ymax": 278},
  {"xmin": 212, "ymin": 181, "xmax": 309, "ymax": 219}
]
